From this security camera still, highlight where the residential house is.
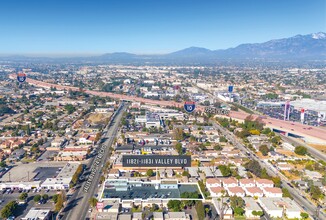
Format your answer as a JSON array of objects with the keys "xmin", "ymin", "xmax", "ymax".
[
  {"xmin": 256, "ymin": 179, "xmax": 274, "ymax": 188},
  {"xmin": 244, "ymin": 187, "xmax": 264, "ymax": 197},
  {"xmin": 227, "ymin": 186, "xmax": 245, "ymax": 197},
  {"xmin": 262, "ymin": 187, "xmax": 283, "ymax": 198},
  {"xmin": 239, "ymin": 179, "xmax": 255, "ymax": 188}
]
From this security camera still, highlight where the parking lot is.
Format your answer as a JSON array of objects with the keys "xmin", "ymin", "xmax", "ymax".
[
  {"xmin": 102, "ymin": 184, "xmax": 201, "ymax": 200},
  {"xmin": 0, "ymin": 188, "xmax": 56, "ymax": 219},
  {"xmin": 0, "ymin": 162, "xmax": 66, "ymax": 182}
]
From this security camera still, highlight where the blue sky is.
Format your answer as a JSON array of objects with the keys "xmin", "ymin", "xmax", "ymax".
[{"xmin": 0, "ymin": 0, "xmax": 325, "ymax": 55}]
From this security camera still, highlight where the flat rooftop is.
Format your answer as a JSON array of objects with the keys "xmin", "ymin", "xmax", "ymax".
[
  {"xmin": 102, "ymin": 181, "xmax": 201, "ymax": 201},
  {"xmin": 57, "ymin": 162, "xmax": 80, "ymax": 178}
]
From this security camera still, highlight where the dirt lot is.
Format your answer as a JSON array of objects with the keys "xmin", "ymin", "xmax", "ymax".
[{"xmin": 87, "ymin": 112, "xmax": 112, "ymax": 124}]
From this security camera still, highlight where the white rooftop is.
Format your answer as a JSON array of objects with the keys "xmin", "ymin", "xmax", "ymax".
[{"xmin": 21, "ymin": 208, "xmax": 50, "ymax": 220}]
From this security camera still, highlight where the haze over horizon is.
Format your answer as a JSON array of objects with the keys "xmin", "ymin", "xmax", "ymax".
[{"xmin": 0, "ymin": 0, "xmax": 325, "ymax": 55}]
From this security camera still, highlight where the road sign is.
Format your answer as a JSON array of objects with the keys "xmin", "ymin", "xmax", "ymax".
[
  {"xmin": 228, "ymin": 85, "xmax": 233, "ymax": 93},
  {"xmin": 184, "ymin": 101, "xmax": 196, "ymax": 113},
  {"xmin": 17, "ymin": 72, "xmax": 26, "ymax": 83}
]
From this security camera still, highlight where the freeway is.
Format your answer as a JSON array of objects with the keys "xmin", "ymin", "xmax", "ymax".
[
  {"xmin": 60, "ymin": 103, "xmax": 126, "ymax": 220},
  {"xmin": 280, "ymin": 135, "xmax": 326, "ymax": 162},
  {"xmin": 16, "ymin": 75, "xmax": 326, "ymax": 143},
  {"xmin": 211, "ymin": 120, "xmax": 326, "ymax": 220}
]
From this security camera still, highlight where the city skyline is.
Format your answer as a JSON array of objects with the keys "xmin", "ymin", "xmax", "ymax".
[{"xmin": 0, "ymin": 0, "xmax": 325, "ymax": 55}]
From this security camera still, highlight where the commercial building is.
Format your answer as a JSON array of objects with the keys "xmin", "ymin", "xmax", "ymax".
[
  {"xmin": 21, "ymin": 208, "xmax": 51, "ymax": 220},
  {"xmin": 258, "ymin": 197, "xmax": 302, "ymax": 219},
  {"xmin": 243, "ymin": 197, "xmax": 263, "ymax": 219},
  {"xmin": 41, "ymin": 162, "xmax": 80, "ymax": 190}
]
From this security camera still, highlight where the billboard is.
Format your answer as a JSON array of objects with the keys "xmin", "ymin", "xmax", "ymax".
[
  {"xmin": 228, "ymin": 85, "xmax": 233, "ymax": 93},
  {"xmin": 96, "ymin": 202, "xmax": 104, "ymax": 209},
  {"xmin": 122, "ymin": 155, "xmax": 191, "ymax": 167}
]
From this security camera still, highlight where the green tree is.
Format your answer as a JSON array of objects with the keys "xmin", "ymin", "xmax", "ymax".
[
  {"xmin": 42, "ymin": 194, "xmax": 49, "ymax": 201},
  {"xmin": 0, "ymin": 161, "xmax": 7, "ymax": 168},
  {"xmin": 282, "ymin": 188, "xmax": 293, "ymax": 199},
  {"xmin": 175, "ymin": 142, "xmax": 183, "ymax": 155},
  {"xmin": 300, "ymin": 212, "xmax": 309, "ymax": 219},
  {"xmin": 55, "ymin": 192, "xmax": 65, "ymax": 212},
  {"xmin": 230, "ymin": 196, "xmax": 245, "ymax": 209},
  {"xmin": 252, "ymin": 210, "xmax": 264, "ymax": 217},
  {"xmin": 310, "ymin": 185, "xmax": 323, "ymax": 201},
  {"xmin": 19, "ymin": 192, "xmax": 28, "ymax": 200},
  {"xmin": 33, "ymin": 194, "xmax": 41, "ymax": 202},
  {"xmin": 52, "ymin": 194, "xmax": 59, "ymax": 203},
  {"xmin": 295, "ymin": 146, "xmax": 307, "ymax": 156},
  {"xmin": 182, "ymin": 170, "xmax": 190, "ymax": 177},
  {"xmin": 173, "ymin": 128, "xmax": 185, "ymax": 141},
  {"xmin": 218, "ymin": 165, "xmax": 232, "ymax": 177},
  {"xmin": 89, "ymin": 197, "xmax": 98, "ymax": 208},
  {"xmin": 146, "ymin": 169, "xmax": 154, "ymax": 177},
  {"xmin": 244, "ymin": 160, "xmax": 262, "ymax": 177},
  {"xmin": 64, "ymin": 104, "xmax": 76, "ymax": 114},
  {"xmin": 219, "ymin": 136, "xmax": 228, "ymax": 142},
  {"xmin": 271, "ymin": 177, "xmax": 282, "ymax": 187},
  {"xmin": 214, "ymin": 144, "xmax": 223, "ymax": 151},
  {"xmin": 0, "ymin": 201, "xmax": 18, "ymax": 219},
  {"xmin": 233, "ymin": 207, "xmax": 245, "ymax": 216},
  {"xmin": 195, "ymin": 201, "xmax": 205, "ymax": 220},
  {"xmin": 259, "ymin": 145, "xmax": 270, "ymax": 156},
  {"xmin": 167, "ymin": 200, "xmax": 182, "ymax": 212}
]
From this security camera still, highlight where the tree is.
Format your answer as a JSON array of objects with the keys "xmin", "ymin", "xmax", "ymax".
[
  {"xmin": 0, "ymin": 201, "xmax": 17, "ymax": 219},
  {"xmin": 42, "ymin": 194, "xmax": 49, "ymax": 201},
  {"xmin": 182, "ymin": 170, "xmax": 190, "ymax": 177},
  {"xmin": 195, "ymin": 201, "xmax": 205, "ymax": 220},
  {"xmin": 300, "ymin": 212, "xmax": 309, "ymax": 219},
  {"xmin": 95, "ymin": 133, "xmax": 101, "ymax": 142},
  {"xmin": 19, "ymin": 192, "xmax": 28, "ymax": 200},
  {"xmin": 150, "ymin": 203, "xmax": 160, "ymax": 212},
  {"xmin": 33, "ymin": 194, "xmax": 41, "ymax": 202},
  {"xmin": 244, "ymin": 160, "xmax": 262, "ymax": 177},
  {"xmin": 295, "ymin": 146, "xmax": 307, "ymax": 156},
  {"xmin": 259, "ymin": 145, "xmax": 270, "ymax": 156},
  {"xmin": 175, "ymin": 142, "xmax": 183, "ymax": 155},
  {"xmin": 214, "ymin": 144, "xmax": 223, "ymax": 151},
  {"xmin": 0, "ymin": 161, "xmax": 7, "ymax": 168},
  {"xmin": 230, "ymin": 196, "xmax": 245, "ymax": 209},
  {"xmin": 167, "ymin": 200, "xmax": 182, "ymax": 212},
  {"xmin": 233, "ymin": 207, "xmax": 245, "ymax": 216},
  {"xmin": 218, "ymin": 165, "xmax": 231, "ymax": 177},
  {"xmin": 146, "ymin": 169, "xmax": 154, "ymax": 177},
  {"xmin": 271, "ymin": 177, "xmax": 282, "ymax": 187},
  {"xmin": 52, "ymin": 194, "xmax": 59, "ymax": 203},
  {"xmin": 282, "ymin": 188, "xmax": 293, "ymax": 199},
  {"xmin": 252, "ymin": 210, "xmax": 264, "ymax": 217},
  {"xmin": 71, "ymin": 164, "xmax": 83, "ymax": 187},
  {"xmin": 219, "ymin": 136, "xmax": 228, "ymax": 142},
  {"xmin": 55, "ymin": 192, "xmax": 65, "ymax": 212},
  {"xmin": 64, "ymin": 104, "xmax": 76, "ymax": 114},
  {"xmin": 173, "ymin": 128, "xmax": 185, "ymax": 141},
  {"xmin": 310, "ymin": 185, "xmax": 323, "ymax": 201},
  {"xmin": 89, "ymin": 197, "xmax": 98, "ymax": 208}
]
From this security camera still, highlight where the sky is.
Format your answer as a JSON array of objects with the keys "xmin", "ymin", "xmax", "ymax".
[{"xmin": 0, "ymin": 0, "xmax": 325, "ymax": 55}]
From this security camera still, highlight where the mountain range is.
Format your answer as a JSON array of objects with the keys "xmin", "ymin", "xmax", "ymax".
[{"xmin": 2, "ymin": 32, "xmax": 326, "ymax": 63}]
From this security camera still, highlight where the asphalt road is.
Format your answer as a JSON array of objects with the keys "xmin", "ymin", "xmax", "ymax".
[
  {"xmin": 211, "ymin": 120, "xmax": 326, "ymax": 220},
  {"xmin": 60, "ymin": 103, "xmax": 125, "ymax": 220}
]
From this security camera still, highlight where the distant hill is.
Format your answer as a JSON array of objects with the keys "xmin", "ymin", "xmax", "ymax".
[
  {"xmin": 213, "ymin": 32, "xmax": 326, "ymax": 59},
  {"xmin": 1, "ymin": 32, "xmax": 326, "ymax": 63}
]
